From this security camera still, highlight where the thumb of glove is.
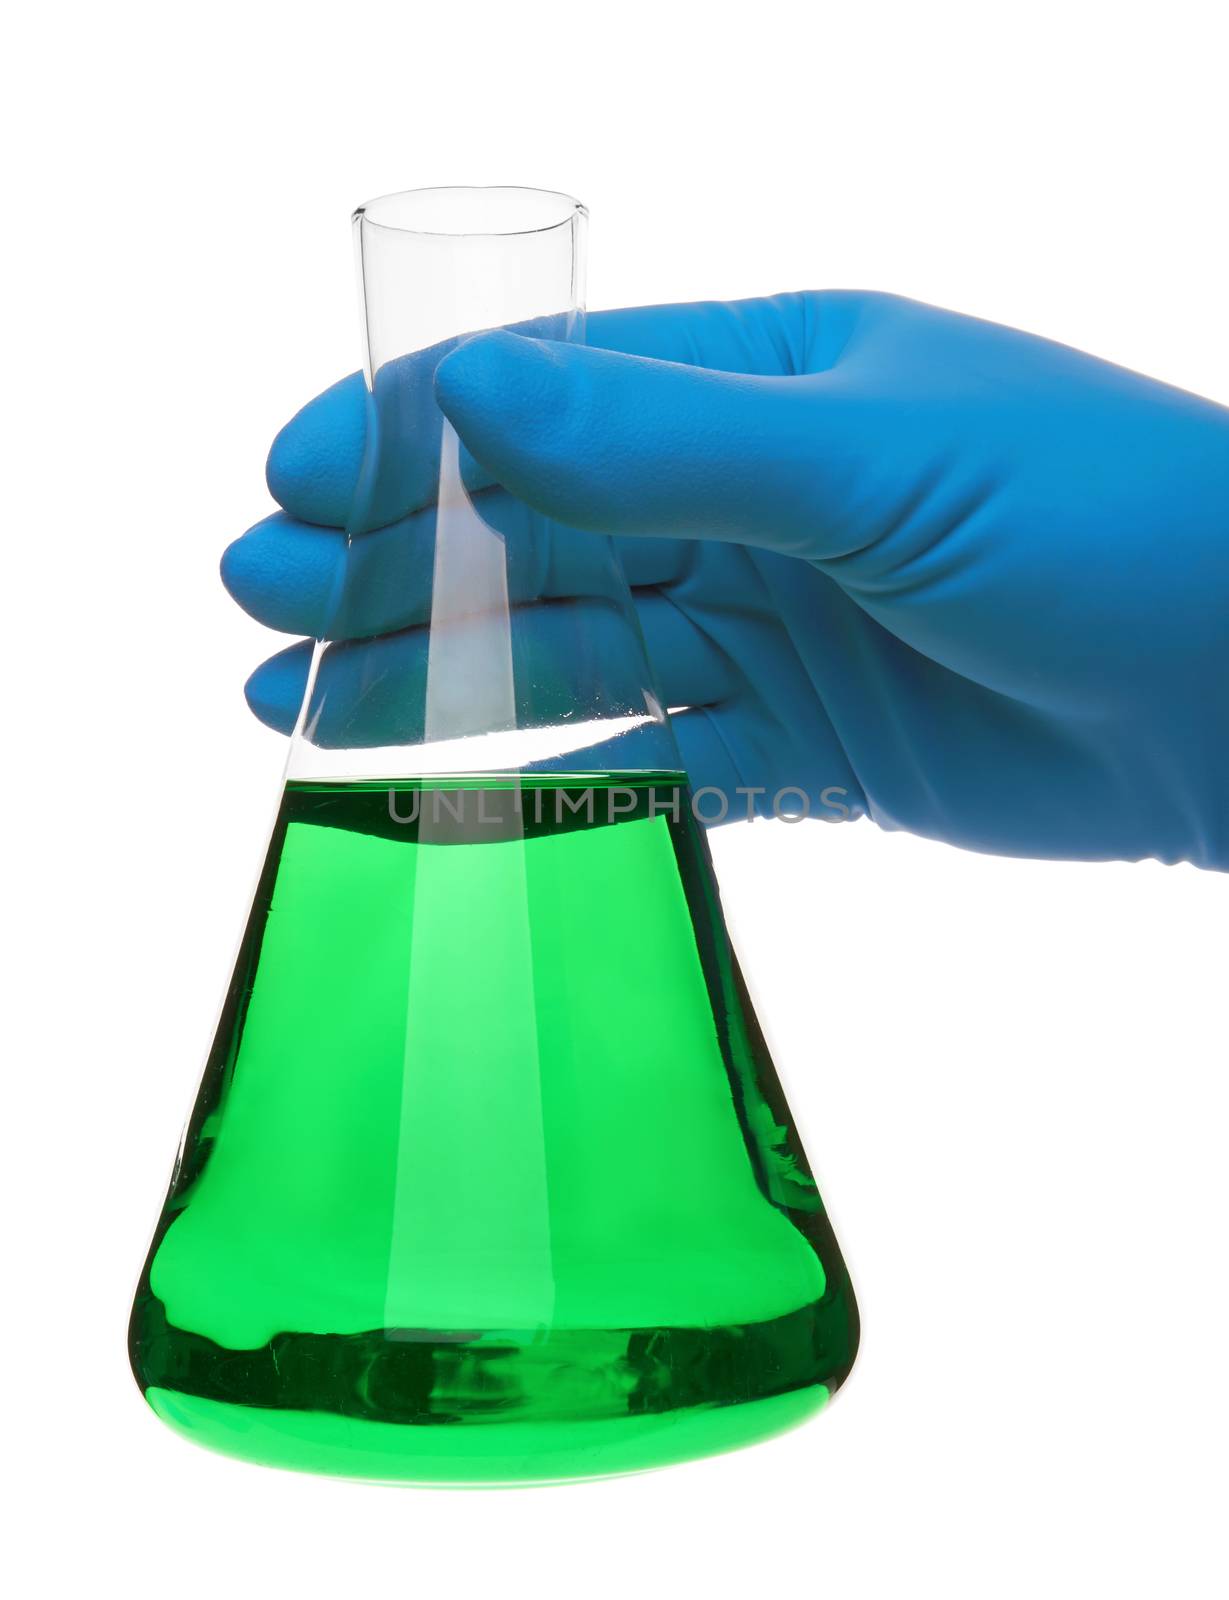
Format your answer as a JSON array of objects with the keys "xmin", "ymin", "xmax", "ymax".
[{"xmin": 434, "ymin": 329, "xmax": 868, "ymax": 558}]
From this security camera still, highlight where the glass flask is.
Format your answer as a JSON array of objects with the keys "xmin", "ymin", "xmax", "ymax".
[{"xmin": 128, "ymin": 187, "xmax": 860, "ymax": 1484}]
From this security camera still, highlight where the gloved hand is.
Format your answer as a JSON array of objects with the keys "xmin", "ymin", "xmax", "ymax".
[{"xmin": 222, "ymin": 292, "xmax": 1229, "ymax": 868}]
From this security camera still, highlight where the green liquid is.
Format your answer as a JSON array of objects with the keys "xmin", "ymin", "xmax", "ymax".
[{"xmin": 129, "ymin": 776, "xmax": 858, "ymax": 1483}]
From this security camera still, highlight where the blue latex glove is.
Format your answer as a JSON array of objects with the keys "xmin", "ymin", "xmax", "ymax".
[{"xmin": 223, "ymin": 292, "xmax": 1229, "ymax": 868}]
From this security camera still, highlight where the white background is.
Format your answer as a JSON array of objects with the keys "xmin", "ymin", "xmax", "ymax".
[{"xmin": 5, "ymin": 2, "xmax": 1227, "ymax": 1595}]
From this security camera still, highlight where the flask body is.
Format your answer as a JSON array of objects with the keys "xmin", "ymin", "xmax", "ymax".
[{"xmin": 130, "ymin": 775, "xmax": 858, "ymax": 1482}]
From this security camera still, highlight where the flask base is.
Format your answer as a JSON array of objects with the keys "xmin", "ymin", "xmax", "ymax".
[{"xmin": 143, "ymin": 1381, "xmax": 831, "ymax": 1485}]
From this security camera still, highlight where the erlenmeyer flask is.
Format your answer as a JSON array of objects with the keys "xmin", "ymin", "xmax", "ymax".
[{"xmin": 129, "ymin": 188, "xmax": 859, "ymax": 1484}]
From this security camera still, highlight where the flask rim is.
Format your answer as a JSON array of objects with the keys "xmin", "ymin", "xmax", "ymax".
[{"xmin": 354, "ymin": 185, "xmax": 586, "ymax": 240}]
